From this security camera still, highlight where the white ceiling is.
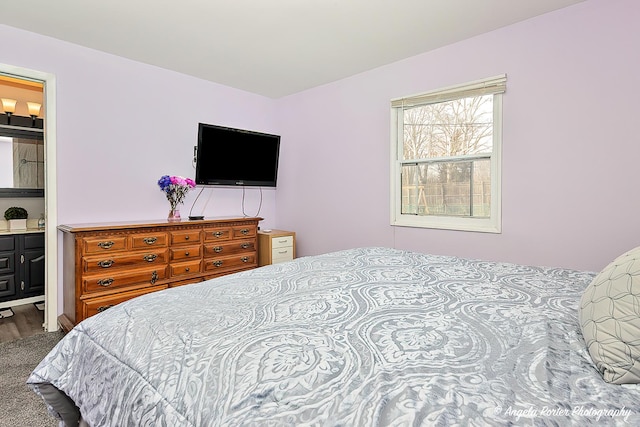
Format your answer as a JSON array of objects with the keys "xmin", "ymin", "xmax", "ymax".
[{"xmin": 1, "ymin": 0, "xmax": 584, "ymax": 98}]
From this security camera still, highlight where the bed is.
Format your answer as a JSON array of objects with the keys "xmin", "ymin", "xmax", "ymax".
[{"xmin": 28, "ymin": 247, "xmax": 640, "ymax": 425}]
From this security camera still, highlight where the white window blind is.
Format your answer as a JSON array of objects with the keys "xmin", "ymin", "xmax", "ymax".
[{"xmin": 391, "ymin": 75, "xmax": 506, "ymax": 108}]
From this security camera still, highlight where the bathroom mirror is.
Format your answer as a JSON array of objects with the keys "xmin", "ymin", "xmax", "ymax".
[{"xmin": 0, "ymin": 126, "xmax": 44, "ymax": 197}]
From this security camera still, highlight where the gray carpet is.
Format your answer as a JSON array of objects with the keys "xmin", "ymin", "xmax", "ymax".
[{"xmin": 0, "ymin": 331, "xmax": 65, "ymax": 427}]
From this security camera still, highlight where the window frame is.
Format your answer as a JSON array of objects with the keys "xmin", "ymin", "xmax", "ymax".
[{"xmin": 390, "ymin": 75, "xmax": 505, "ymax": 233}]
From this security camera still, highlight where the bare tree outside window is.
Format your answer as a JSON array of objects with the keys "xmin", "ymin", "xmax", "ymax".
[{"xmin": 400, "ymin": 95, "xmax": 493, "ymax": 218}]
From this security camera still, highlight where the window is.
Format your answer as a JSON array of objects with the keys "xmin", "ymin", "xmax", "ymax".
[{"xmin": 390, "ymin": 75, "xmax": 506, "ymax": 233}]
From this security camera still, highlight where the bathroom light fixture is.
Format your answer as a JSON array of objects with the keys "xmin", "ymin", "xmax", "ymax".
[
  {"xmin": 1, "ymin": 98, "xmax": 17, "ymax": 125},
  {"xmin": 27, "ymin": 102, "xmax": 41, "ymax": 127}
]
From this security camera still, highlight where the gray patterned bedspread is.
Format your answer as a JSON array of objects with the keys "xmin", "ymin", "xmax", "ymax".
[{"xmin": 28, "ymin": 247, "xmax": 640, "ymax": 426}]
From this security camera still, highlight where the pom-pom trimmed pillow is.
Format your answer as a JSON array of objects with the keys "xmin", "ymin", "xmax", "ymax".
[{"xmin": 579, "ymin": 246, "xmax": 640, "ymax": 384}]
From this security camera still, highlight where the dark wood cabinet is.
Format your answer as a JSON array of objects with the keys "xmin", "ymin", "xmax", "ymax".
[{"xmin": 0, "ymin": 232, "xmax": 45, "ymax": 302}]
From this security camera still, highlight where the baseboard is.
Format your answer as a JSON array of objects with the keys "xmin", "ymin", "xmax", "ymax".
[{"xmin": 0, "ymin": 295, "xmax": 45, "ymax": 310}]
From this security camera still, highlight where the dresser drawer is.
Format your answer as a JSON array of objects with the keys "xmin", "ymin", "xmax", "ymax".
[
  {"xmin": 0, "ymin": 236, "xmax": 14, "ymax": 252},
  {"xmin": 272, "ymin": 247, "xmax": 294, "ymax": 263},
  {"xmin": 170, "ymin": 260, "xmax": 202, "ymax": 277},
  {"xmin": 170, "ymin": 244, "xmax": 202, "ymax": 261},
  {"xmin": 204, "ymin": 253, "xmax": 256, "ymax": 273},
  {"xmin": 232, "ymin": 225, "xmax": 256, "ymax": 239},
  {"xmin": 0, "ymin": 274, "xmax": 16, "ymax": 299},
  {"xmin": 271, "ymin": 235, "xmax": 293, "ymax": 249},
  {"xmin": 82, "ymin": 265, "xmax": 168, "ymax": 294},
  {"xmin": 81, "ymin": 285, "xmax": 168, "ymax": 318},
  {"xmin": 82, "ymin": 236, "xmax": 127, "ymax": 254},
  {"xmin": 82, "ymin": 249, "xmax": 168, "ymax": 273},
  {"xmin": 130, "ymin": 233, "xmax": 168, "ymax": 249},
  {"xmin": 204, "ymin": 240, "xmax": 255, "ymax": 257},
  {"xmin": 24, "ymin": 233, "xmax": 45, "ymax": 249},
  {"xmin": 170, "ymin": 229, "xmax": 202, "ymax": 245},
  {"xmin": 0, "ymin": 252, "xmax": 15, "ymax": 274},
  {"xmin": 203, "ymin": 227, "xmax": 232, "ymax": 242}
]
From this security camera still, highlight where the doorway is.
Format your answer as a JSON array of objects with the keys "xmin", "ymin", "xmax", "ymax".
[{"xmin": 0, "ymin": 63, "xmax": 57, "ymax": 333}]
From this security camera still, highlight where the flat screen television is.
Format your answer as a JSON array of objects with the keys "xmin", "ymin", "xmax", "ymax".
[{"xmin": 195, "ymin": 123, "xmax": 281, "ymax": 187}]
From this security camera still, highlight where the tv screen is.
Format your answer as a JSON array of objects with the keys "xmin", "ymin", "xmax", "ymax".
[{"xmin": 195, "ymin": 123, "xmax": 281, "ymax": 187}]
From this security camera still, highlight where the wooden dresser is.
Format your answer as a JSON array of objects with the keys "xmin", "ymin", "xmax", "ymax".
[{"xmin": 58, "ymin": 217, "xmax": 261, "ymax": 331}]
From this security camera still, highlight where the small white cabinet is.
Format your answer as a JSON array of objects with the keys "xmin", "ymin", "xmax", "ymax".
[{"xmin": 258, "ymin": 230, "xmax": 296, "ymax": 266}]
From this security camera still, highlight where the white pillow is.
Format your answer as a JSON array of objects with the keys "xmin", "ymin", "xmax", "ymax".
[{"xmin": 579, "ymin": 246, "xmax": 640, "ymax": 384}]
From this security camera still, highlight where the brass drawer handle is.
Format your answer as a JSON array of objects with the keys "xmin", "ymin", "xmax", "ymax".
[
  {"xmin": 97, "ymin": 241, "xmax": 114, "ymax": 249},
  {"xmin": 240, "ymin": 243, "xmax": 250, "ymax": 249},
  {"xmin": 185, "ymin": 267, "xmax": 190, "ymax": 272},
  {"xmin": 97, "ymin": 305, "xmax": 113, "ymax": 313},
  {"xmin": 98, "ymin": 260, "xmax": 114, "ymax": 268},
  {"xmin": 151, "ymin": 270, "xmax": 158, "ymax": 284},
  {"xmin": 213, "ymin": 260, "xmax": 223, "ymax": 267},
  {"xmin": 143, "ymin": 237, "xmax": 158, "ymax": 245},
  {"xmin": 213, "ymin": 231, "xmax": 224, "ymax": 238},
  {"xmin": 240, "ymin": 228, "xmax": 249, "ymax": 235},
  {"xmin": 143, "ymin": 254, "xmax": 157, "ymax": 262},
  {"xmin": 97, "ymin": 278, "xmax": 114, "ymax": 287},
  {"xmin": 184, "ymin": 235, "xmax": 190, "ymax": 240},
  {"xmin": 213, "ymin": 246, "xmax": 223, "ymax": 253},
  {"xmin": 241, "ymin": 256, "xmax": 249, "ymax": 263},
  {"xmin": 185, "ymin": 251, "xmax": 190, "ymax": 256}
]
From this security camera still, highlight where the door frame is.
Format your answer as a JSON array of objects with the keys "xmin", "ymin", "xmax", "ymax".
[{"xmin": 1, "ymin": 62, "xmax": 58, "ymax": 332}]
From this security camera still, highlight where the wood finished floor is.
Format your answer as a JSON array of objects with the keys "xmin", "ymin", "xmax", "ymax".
[{"xmin": 0, "ymin": 303, "xmax": 45, "ymax": 343}]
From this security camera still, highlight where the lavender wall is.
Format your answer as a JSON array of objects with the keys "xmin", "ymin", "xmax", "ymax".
[
  {"xmin": 0, "ymin": 25, "xmax": 279, "ymax": 227},
  {"xmin": 275, "ymin": 0, "xmax": 640, "ymax": 272}
]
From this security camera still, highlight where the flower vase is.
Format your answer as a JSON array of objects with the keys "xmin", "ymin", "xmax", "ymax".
[{"xmin": 168, "ymin": 208, "xmax": 181, "ymax": 222}]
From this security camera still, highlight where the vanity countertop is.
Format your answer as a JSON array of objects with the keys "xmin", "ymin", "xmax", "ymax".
[
  {"xmin": 0, "ymin": 218, "xmax": 44, "ymax": 235},
  {"xmin": 0, "ymin": 227, "xmax": 45, "ymax": 235}
]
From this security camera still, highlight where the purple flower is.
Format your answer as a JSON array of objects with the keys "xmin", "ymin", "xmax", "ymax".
[{"xmin": 158, "ymin": 175, "xmax": 196, "ymax": 210}]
